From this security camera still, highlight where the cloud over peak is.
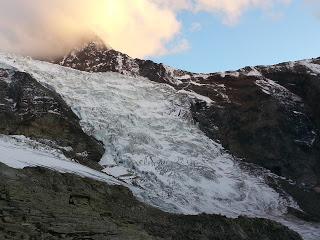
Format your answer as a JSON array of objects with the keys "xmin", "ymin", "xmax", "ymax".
[{"xmin": 0, "ymin": 0, "xmax": 292, "ymax": 59}]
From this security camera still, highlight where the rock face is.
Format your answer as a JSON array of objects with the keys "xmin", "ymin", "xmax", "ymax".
[
  {"xmin": 0, "ymin": 163, "xmax": 302, "ymax": 240},
  {"xmin": 0, "ymin": 67, "xmax": 104, "ymax": 170}
]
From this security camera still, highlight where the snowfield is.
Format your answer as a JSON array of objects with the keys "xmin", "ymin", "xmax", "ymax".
[
  {"xmin": 0, "ymin": 52, "xmax": 320, "ymax": 239},
  {"xmin": 0, "ymin": 135, "xmax": 120, "ymax": 185}
]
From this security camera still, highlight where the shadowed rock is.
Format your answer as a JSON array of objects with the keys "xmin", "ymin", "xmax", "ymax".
[{"xmin": 0, "ymin": 163, "xmax": 302, "ymax": 240}]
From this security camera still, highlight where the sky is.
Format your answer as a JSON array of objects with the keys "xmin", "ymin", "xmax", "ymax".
[
  {"xmin": 151, "ymin": 0, "xmax": 320, "ymax": 72},
  {"xmin": 0, "ymin": 0, "xmax": 319, "ymax": 73}
]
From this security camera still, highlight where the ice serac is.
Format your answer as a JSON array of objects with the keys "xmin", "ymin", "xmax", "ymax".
[{"xmin": 56, "ymin": 41, "xmax": 320, "ymax": 222}]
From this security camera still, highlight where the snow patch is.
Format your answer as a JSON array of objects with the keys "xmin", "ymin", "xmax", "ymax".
[
  {"xmin": 178, "ymin": 89, "xmax": 214, "ymax": 107},
  {"xmin": 0, "ymin": 135, "xmax": 120, "ymax": 185},
  {"xmin": 300, "ymin": 60, "xmax": 320, "ymax": 75},
  {"xmin": 246, "ymin": 67, "xmax": 263, "ymax": 77},
  {"xmin": 256, "ymin": 79, "xmax": 302, "ymax": 104}
]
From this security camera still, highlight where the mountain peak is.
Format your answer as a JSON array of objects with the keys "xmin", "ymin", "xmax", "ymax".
[
  {"xmin": 54, "ymin": 38, "xmax": 193, "ymax": 86},
  {"xmin": 78, "ymin": 35, "xmax": 111, "ymax": 51}
]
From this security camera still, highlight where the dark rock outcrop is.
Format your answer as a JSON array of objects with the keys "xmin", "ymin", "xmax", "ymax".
[
  {"xmin": 0, "ymin": 163, "xmax": 302, "ymax": 240},
  {"xmin": 54, "ymin": 40, "xmax": 192, "ymax": 86},
  {"xmin": 0, "ymin": 68, "xmax": 104, "ymax": 170}
]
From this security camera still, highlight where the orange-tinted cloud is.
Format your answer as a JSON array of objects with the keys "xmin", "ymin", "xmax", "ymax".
[
  {"xmin": 0, "ymin": 0, "xmax": 181, "ymax": 58},
  {"xmin": 0, "ymin": 0, "xmax": 292, "ymax": 58}
]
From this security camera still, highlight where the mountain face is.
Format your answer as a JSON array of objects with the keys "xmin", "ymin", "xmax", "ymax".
[
  {"xmin": 55, "ymin": 41, "xmax": 320, "ymax": 220},
  {"xmin": 0, "ymin": 41, "xmax": 319, "ymax": 240},
  {"xmin": 0, "ymin": 52, "xmax": 309, "ymax": 240}
]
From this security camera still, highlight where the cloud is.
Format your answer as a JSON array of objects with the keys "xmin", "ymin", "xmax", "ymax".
[
  {"xmin": 0, "ymin": 0, "xmax": 181, "ymax": 58},
  {"xmin": 190, "ymin": 22, "xmax": 203, "ymax": 32},
  {"xmin": 166, "ymin": 38, "xmax": 191, "ymax": 55},
  {"xmin": 193, "ymin": 0, "xmax": 292, "ymax": 25},
  {"xmin": 0, "ymin": 0, "xmax": 292, "ymax": 59},
  {"xmin": 304, "ymin": 0, "xmax": 320, "ymax": 19},
  {"xmin": 154, "ymin": 0, "xmax": 292, "ymax": 25}
]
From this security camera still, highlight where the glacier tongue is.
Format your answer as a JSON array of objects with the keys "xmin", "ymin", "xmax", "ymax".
[{"xmin": 2, "ymin": 52, "xmax": 320, "ymax": 239}]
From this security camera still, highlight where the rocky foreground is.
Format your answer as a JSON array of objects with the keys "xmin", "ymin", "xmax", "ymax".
[{"xmin": 0, "ymin": 163, "xmax": 302, "ymax": 240}]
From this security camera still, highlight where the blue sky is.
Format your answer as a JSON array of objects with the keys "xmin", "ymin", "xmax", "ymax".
[{"xmin": 151, "ymin": 0, "xmax": 320, "ymax": 73}]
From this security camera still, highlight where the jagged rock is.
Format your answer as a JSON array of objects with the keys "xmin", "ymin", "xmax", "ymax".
[
  {"xmin": 0, "ymin": 67, "xmax": 104, "ymax": 170},
  {"xmin": 0, "ymin": 163, "xmax": 302, "ymax": 240}
]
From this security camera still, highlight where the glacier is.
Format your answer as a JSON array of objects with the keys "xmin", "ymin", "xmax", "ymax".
[{"xmin": 0, "ymin": 52, "xmax": 320, "ymax": 239}]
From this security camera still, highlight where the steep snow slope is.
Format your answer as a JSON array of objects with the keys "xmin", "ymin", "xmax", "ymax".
[
  {"xmin": 0, "ymin": 135, "xmax": 120, "ymax": 185},
  {"xmin": 1, "ymin": 52, "xmax": 320, "ymax": 239}
]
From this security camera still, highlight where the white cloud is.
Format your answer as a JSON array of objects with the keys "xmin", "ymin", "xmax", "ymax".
[
  {"xmin": 193, "ymin": 0, "xmax": 292, "ymax": 25},
  {"xmin": 0, "ymin": 0, "xmax": 181, "ymax": 58},
  {"xmin": 154, "ymin": 0, "xmax": 292, "ymax": 25},
  {"xmin": 0, "ymin": 0, "xmax": 293, "ymax": 58},
  {"xmin": 167, "ymin": 38, "xmax": 191, "ymax": 55},
  {"xmin": 190, "ymin": 22, "xmax": 203, "ymax": 32},
  {"xmin": 304, "ymin": 0, "xmax": 320, "ymax": 19}
]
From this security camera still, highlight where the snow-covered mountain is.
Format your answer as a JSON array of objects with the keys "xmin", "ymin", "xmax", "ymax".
[
  {"xmin": 0, "ymin": 53, "xmax": 292, "ymax": 216},
  {"xmin": 55, "ymin": 40, "xmax": 320, "ymax": 205},
  {"xmin": 1, "ymin": 51, "xmax": 320, "ymax": 239}
]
